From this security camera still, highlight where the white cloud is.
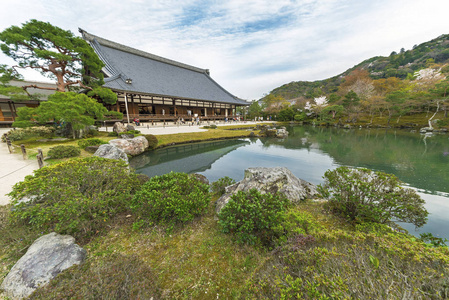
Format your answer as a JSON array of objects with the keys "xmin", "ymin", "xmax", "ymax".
[{"xmin": 1, "ymin": 0, "xmax": 449, "ymax": 100}]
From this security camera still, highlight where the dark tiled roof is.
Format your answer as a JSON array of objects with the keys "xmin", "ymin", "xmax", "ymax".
[{"xmin": 80, "ymin": 29, "xmax": 248, "ymax": 106}]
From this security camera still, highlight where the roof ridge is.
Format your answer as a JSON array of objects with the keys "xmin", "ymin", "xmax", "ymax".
[{"xmin": 79, "ymin": 28, "xmax": 208, "ymax": 74}]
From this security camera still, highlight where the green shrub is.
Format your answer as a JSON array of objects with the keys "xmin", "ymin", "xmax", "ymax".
[
  {"xmin": 203, "ymin": 124, "xmax": 217, "ymax": 129},
  {"xmin": 319, "ymin": 166, "xmax": 428, "ymax": 227},
  {"xmin": 8, "ymin": 157, "xmax": 140, "ymax": 238},
  {"xmin": 218, "ymin": 189, "xmax": 290, "ymax": 246},
  {"xmin": 123, "ymin": 130, "xmax": 140, "ymax": 135},
  {"xmin": 108, "ymin": 131, "xmax": 118, "ymax": 137},
  {"xmin": 1, "ymin": 126, "xmax": 55, "ymax": 142},
  {"xmin": 143, "ymin": 134, "xmax": 158, "ymax": 149},
  {"xmin": 130, "ymin": 172, "xmax": 210, "ymax": 229},
  {"xmin": 47, "ymin": 145, "xmax": 81, "ymax": 159},
  {"xmin": 210, "ymin": 176, "xmax": 236, "ymax": 195},
  {"xmin": 77, "ymin": 138, "xmax": 108, "ymax": 149}
]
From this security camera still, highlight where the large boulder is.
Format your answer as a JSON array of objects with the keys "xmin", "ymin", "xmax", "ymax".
[
  {"xmin": 113, "ymin": 122, "xmax": 127, "ymax": 134},
  {"xmin": 216, "ymin": 167, "xmax": 318, "ymax": 215},
  {"xmin": 109, "ymin": 136, "xmax": 149, "ymax": 156},
  {"xmin": 93, "ymin": 144, "xmax": 129, "ymax": 163},
  {"xmin": 1, "ymin": 233, "xmax": 86, "ymax": 299}
]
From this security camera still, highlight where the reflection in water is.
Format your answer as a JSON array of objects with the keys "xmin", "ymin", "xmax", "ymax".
[
  {"xmin": 131, "ymin": 126, "xmax": 449, "ymax": 242},
  {"xmin": 131, "ymin": 139, "xmax": 250, "ymax": 177}
]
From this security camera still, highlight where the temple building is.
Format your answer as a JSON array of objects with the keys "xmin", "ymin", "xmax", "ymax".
[{"xmin": 80, "ymin": 29, "xmax": 249, "ymax": 122}]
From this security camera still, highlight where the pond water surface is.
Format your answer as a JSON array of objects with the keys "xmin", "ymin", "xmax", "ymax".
[{"xmin": 131, "ymin": 126, "xmax": 449, "ymax": 242}]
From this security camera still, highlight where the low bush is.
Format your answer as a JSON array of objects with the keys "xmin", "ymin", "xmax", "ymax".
[
  {"xmin": 130, "ymin": 172, "xmax": 210, "ymax": 229},
  {"xmin": 143, "ymin": 134, "xmax": 158, "ymax": 149},
  {"xmin": 203, "ymin": 124, "xmax": 217, "ymax": 129},
  {"xmin": 218, "ymin": 189, "xmax": 290, "ymax": 246},
  {"xmin": 319, "ymin": 166, "xmax": 428, "ymax": 228},
  {"xmin": 47, "ymin": 145, "xmax": 81, "ymax": 159},
  {"xmin": 1, "ymin": 126, "xmax": 55, "ymax": 142},
  {"xmin": 8, "ymin": 157, "xmax": 140, "ymax": 238},
  {"xmin": 77, "ymin": 138, "xmax": 108, "ymax": 149},
  {"xmin": 210, "ymin": 176, "xmax": 236, "ymax": 195},
  {"xmin": 124, "ymin": 130, "xmax": 141, "ymax": 135},
  {"xmin": 107, "ymin": 131, "xmax": 118, "ymax": 137}
]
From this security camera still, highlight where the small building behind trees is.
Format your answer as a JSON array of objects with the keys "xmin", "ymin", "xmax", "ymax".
[
  {"xmin": 0, "ymin": 80, "xmax": 56, "ymax": 126},
  {"xmin": 80, "ymin": 29, "xmax": 249, "ymax": 122}
]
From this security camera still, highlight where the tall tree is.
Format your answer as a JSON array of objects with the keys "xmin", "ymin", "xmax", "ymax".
[{"xmin": 0, "ymin": 19, "xmax": 104, "ymax": 93}]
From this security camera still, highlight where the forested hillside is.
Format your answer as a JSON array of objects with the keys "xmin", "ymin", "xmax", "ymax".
[
  {"xmin": 253, "ymin": 34, "xmax": 449, "ymax": 128},
  {"xmin": 266, "ymin": 34, "xmax": 449, "ymax": 100}
]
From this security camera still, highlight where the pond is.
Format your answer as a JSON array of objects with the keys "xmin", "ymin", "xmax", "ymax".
[{"xmin": 131, "ymin": 125, "xmax": 449, "ymax": 242}]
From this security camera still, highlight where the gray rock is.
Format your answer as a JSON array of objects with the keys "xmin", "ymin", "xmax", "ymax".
[
  {"xmin": 1, "ymin": 233, "xmax": 86, "ymax": 299},
  {"xmin": 276, "ymin": 127, "xmax": 289, "ymax": 138},
  {"xmin": 120, "ymin": 133, "xmax": 135, "ymax": 139},
  {"xmin": 420, "ymin": 127, "xmax": 433, "ymax": 133},
  {"xmin": 191, "ymin": 173, "xmax": 209, "ymax": 185},
  {"xmin": 113, "ymin": 122, "xmax": 127, "ymax": 134},
  {"xmin": 93, "ymin": 144, "xmax": 129, "ymax": 163},
  {"xmin": 216, "ymin": 167, "xmax": 318, "ymax": 215},
  {"xmin": 126, "ymin": 124, "xmax": 136, "ymax": 131},
  {"xmin": 109, "ymin": 136, "xmax": 149, "ymax": 156}
]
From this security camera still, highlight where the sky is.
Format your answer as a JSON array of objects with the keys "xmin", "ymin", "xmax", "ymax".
[{"xmin": 1, "ymin": 0, "xmax": 449, "ymax": 101}]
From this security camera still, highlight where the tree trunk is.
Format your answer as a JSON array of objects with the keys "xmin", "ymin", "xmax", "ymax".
[{"xmin": 428, "ymin": 101, "xmax": 441, "ymax": 129}]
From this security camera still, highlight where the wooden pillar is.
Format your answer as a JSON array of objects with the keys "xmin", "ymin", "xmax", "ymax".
[{"xmin": 8, "ymin": 101, "xmax": 15, "ymax": 121}]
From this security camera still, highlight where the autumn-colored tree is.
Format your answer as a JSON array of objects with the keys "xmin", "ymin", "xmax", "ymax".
[
  {"xmin": 0, "ymin": 19, "xmax": 104, "ymax": 93},
  {"xmin": 262, "ymin": 94, "xmax": 289, "ymax": 114}
]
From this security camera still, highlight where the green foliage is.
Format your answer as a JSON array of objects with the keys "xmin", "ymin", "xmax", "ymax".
[
  {"xmin": 0, "ymin": 126, "xmax": 55, "ymax": 142},
  {"xmin": 294, "ymin": 112, "xmax": 306, "ymax": 121},
  {"xmin": 419, "ymin": 232, "xmax": 448, "ymax": 248},
  {"xmin": 218, "ymin": 189, "xmax": 290, "ymax": 246},
  {"xmin": 87, "ymin": 87, "xmax": 118, "ymax": 104},
  {"xmin": 103, "ymin": 110, "xmax": 123, "ymax": 119},
  {"xmin": 123, "ymin": 130, "xmax": 140, "ymax": 135},
  {"xmin": 342, "ymin": 90, "xmax": 360, "ymax": 108},
  {"xmin": 143, "ymin": 134, "xmax": 158, "ymax": 149},
  {"xmin": 247, "ymin": 100, "xmax": 263, "ymax": 119},
  {"xmin": 108, "ymin": 131, "xmax": 118, "ymax": 137},
  {"xmin": 15, "ymin": 92, "xmax": 109, "ymax": 138},
  {"xmin": 210, "ymin": 176, "xmax": 236, "ymax": 195},
  {"xmin": 203, "ymin": 124, "xmax": 217, "ymax": 129},
  {"xmin": 0, "ymin": 19, "xmax": 104, "ymax": 90},
  {"xmin": 0, "ymin": 64, "xmax": 29, "ymax": 101},
  {"xmin": 278, "ymin": 107, "xmax": 296, "ymax": 121},
  {"xmin": 319, "ymin": 166, "xmax": 428, "ymax": 227},
  {"xmin": 47, "ymin": 145, "xmax": 81, "ymax": 159},
  {"xmin": 320, "ymin": 105, "xmax": 344, "ymax": 121},
  {"xmin": 77, "ymin": 138, "xmax": 107, "ymax": 149},
  {"xmin": 8, "ymin": 157, "xmax": 139, "ymax": 238},
  {"xmin": 130, "ymin": 172, "xmax": 210, "ymax": 229}
]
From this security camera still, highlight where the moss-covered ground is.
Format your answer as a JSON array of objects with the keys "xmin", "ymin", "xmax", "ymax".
[{"xmin": 1, "ymin": 198, "xmax": 448, "ymax": 299}]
